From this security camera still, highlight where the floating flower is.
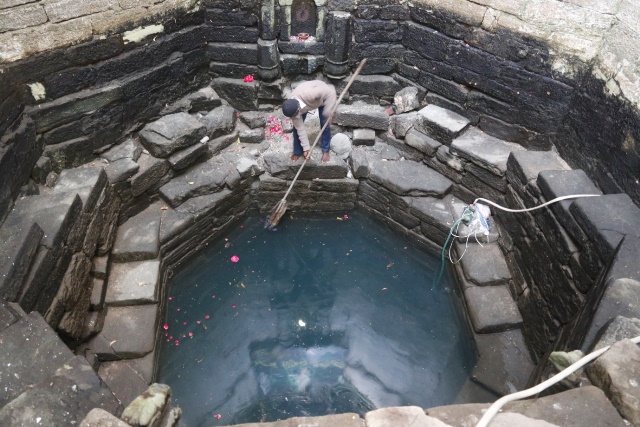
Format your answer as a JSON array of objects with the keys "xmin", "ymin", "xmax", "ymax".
[
  {"xmin": 205, "ymin": 315, "xmax": 210, "ymax": 319},
  {"xmin": 212, "ymin": 295, "xmax": 216, "ymax": 299},
  {"xmin": 214, "ymin": 414, "xmax": 222, "ymax": 420},
  {"xmin": 344, "ymin": 214, "xmax": 349, "ymax": 219},
  {"xmin": 168, "ymin": 296, "xmax": 173, "ymax": 301},
  {"xmin": 232, "ymin": 304, "xmax": 237, "ymax": 308},
  {"xmin": 230, "ymin": 255, "xmax": 240, "ymax": 263},
  {"xmin": 169, "ymin": 336, "xmax": 173, "ymax": 339},
  {"xmin": 177, "ymin": 308, "xmax": 181, "ymax": 312},
  {"xmin": 183, "ymin": 322, "xmax": 187, "ymax": 325},
  {"xmin": 189, "ymin": 332, "xmax": 194, "ymax": 337},
  {"xmin": 175, "ymin": 340, "xmax": 180, "ymax": 346},
  {"xmin": 197, "ymin": 320, "xmax": 201, "ymax": 324},
  {"xmin": 163, "ymin": 324, "xmax": 169, "ymax": 330}
]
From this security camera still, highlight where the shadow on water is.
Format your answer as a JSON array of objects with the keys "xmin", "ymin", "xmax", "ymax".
[{"xmin": 157, "ymin": 209, "xmax": 477, "ymax": 426}]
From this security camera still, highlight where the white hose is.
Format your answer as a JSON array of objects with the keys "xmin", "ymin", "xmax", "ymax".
[
  {"xmin": 476, "ymin": 335, "xmax": 640, "ymax": 427},
  {"xmin": 473, "ymin": 194, "xmax": 601, "ymax": 214}
]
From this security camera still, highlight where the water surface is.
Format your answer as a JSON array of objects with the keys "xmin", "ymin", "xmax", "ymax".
[{"xmin": 157, "ymin": 210, "xmax": 476, "ymax": 426}]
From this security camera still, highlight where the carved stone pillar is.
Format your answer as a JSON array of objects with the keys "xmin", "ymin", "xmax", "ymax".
[{"xmin": 324, "ymin": 11, "xmax": 351, "ymax": 79}]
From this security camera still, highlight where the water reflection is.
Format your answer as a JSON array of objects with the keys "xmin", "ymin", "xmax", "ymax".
[{"xmin": 157, "ymin": 211, "xmax": 476, "ymax": 426}]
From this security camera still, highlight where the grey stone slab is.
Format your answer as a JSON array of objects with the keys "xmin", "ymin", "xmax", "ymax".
[
  {"xmin": 159, "ymin": 156, "xmax": 242, "ymax": 207},
  {"xmin": 592, "ymin": 316, "xmax": 640, "ymax": 352},
  {"xmin": 112, "ymin": 204, "xmax": 161, "ymax": 262},
  {"xmin": 54, "ymin": 252, "xmax": 93, "ymax": 338},
  {"xmin": 0, "ymin": 300, "xmax": 21, "ymax": 334},
  {"xmin": 90, "ymin": 278, "xmax": 106, "ymax": 311},
  {"xmin": 228, "ymin": 413, "xmax": 363, "ymax": 427},
  {"xmin": 6, "ymin": 191, "xmax": 82, "ymax": 248},
  {"xmin": 394, "ymin": 86, "xmax": 420, "ymax": 114},
  {"xmin": 159, "ymin": 206, "xmax": 196, "ymax": 245},
  {"xmin": 369, "ymin": 159, "xmax": 453, "ymax": 197},
  {"xmin": 472, "ymin": 329, "xmax": 534, "ymax": 396},
  {"xmin": 605, "ymin": 235, "xmax": 640, "ymax": 285},
  {"xmin": 239, "ymin": 111, "xmax": 267, "ymax": 128},
  {"xmin": 582, "ymin": 278, "xmax": 640, "ymax": 352},
  {"xmin": 19, "ymin": 245, "xmax": 71, "ymax": 313},
  {"xmin": 588, "ymin": 339, "xmax": 640, "ymax": 426},
  {"xmin": 490, "ymin": 413, "xmax": 559, "ymax": 427},
  {"xmin": 0, "ymin": 312, "xmax": 74, "ymax": 406},
  {"xmin": 127, "ymin": 351, "xmax": 155, "ymax": 385},
  {"xmin": 175, "ymin": 188, "xmax": 234, "ymax": 219},
  {"xmin": 105, "ymin": 260, "xmax": 160, "ymax": 306},
  {"xmin": 404, "ymin": 195, "xmax": 455, "ymax": 233},
  {"xmin": 99, "ymin": 304, "xmax": 158, "ymax": 358},
  {"xmin": 0, "ymin": 221, "xmax": 43, "ymax": 301},
  {"xmin": 405, "ymin": 128, "xmax": 441, "ymax": 157},
  {"xmin": 450, "ymin": 127, "xmax": 525, "ymax": 176},
  {"xmin": 309, "ymin": 178, "xmax": 359, "ymax": 193},
  {"xmin": 262, "ymin": 151, "xmax": 348, "ymax": 180},
  {"xmin": 373, "ymin": 141, "xmax": 402, "ymax": 160},
  {"xmin": 130, "ymin": 153, "xmax": 170, "ymax": 197},
  {"xmin": 212, "ymin": 77, "xmax": 258, "ymax": 111},
  {"xmin": 465, "ymin": 162, "xmax": 507, "ymax": 192},
  {"xmin": 465, "ymin": 285, "xmax": 522, "ymax": 333},
  {"xmin": 92, "ymin": 255, "xmax": 109, "ymax": 280},
  {"xmin": 100, "ymin": 137, "xmax": 143, "ymax": 162},
  {"xmin": 365, "ymin": 406, "xmax": 451, "ymax": 427},
  {"xmin": 428, "ymin": 386, "xmax": 626, "ymax": 427},
  {"xmin": 570, "ymin": 193, "xmax": 640, "ymax": 259},
  {"xmin": 350, "ymin": 147, "xmax": 371, "ymax": 178},
  {"xmin": 0, "ymin": 356, "xmax": 121, "ymax": 427},
  {"xmin": 334, "ymin": 101, "xmax": 390, "ymax": 130},
  {"xmin": 105, "ymin": 158, "xmax": 139, "ymax": 183},
  {"xmin": 80, "ymin": 408, "xmax": 130, "ymax": 427},
  {"xmin": 353, "ymin": 128, "xmax": 376, "ymax": 146},
  {"xmin": 436, "ymin": 145, "xmax": 465, "ymax": 172},
  {"xmin": 458, "ymin": 242, "xmax": 511, "ymax": 286},
  {"xmin": 138, "ymin": 112, "xmax": 207, "ymax": 158},
  {"xmin": 351, "ymin": 74, "xmax": 402, "ymax": 97},
  {"xmin": 167, "ymin": 141, "xmax": 209, "ymax": 171},
  {"xmin": 98, "ymin": 360, "xmax": 149, "ymax": 407},
  {"xmin": 506, "ymin": 151, "xmax": 570, "ymax": 187},
  {"xmin": 239, "ymin": 128, "xmax": 265, "ymax": 143},
  {"xmin": 199, "ymin": 105, "xmax": 237, "ymax": 140},
  {"xmin": 415, "ymin": 104, "xmax": 470, "ymax": 145},
  {"xmin": 53, "ymin": 165, "xmax": 108, "ymax": 212}
]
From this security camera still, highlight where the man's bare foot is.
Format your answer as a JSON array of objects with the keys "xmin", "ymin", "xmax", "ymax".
[
  {"xmin": 290, "ymin": 154, "xmax": 302, "ymax": 161},
  {"xmin": 321, "ymin": 152, "xmax": 330, "ymax": 163}
]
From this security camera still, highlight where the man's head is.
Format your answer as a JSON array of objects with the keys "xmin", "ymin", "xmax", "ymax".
[{"xmin": 282, "ymin": 99, "xmax": 300, "ymax": 117}]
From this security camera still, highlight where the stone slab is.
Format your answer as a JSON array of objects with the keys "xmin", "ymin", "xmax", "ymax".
[
  {"xmin": 465, "ymin": 285, "xmax": 522, "ymax": 333},
  {"xmin": 365, "ymin": 406, "xmax": 451, "ymax": 427},
  {"xmin": 80, "ymin": 408, "xmax": 130, "ymax": 427},
  {"xmin": 506, "ymin": 151, "xmax": 570, "ymax": 187},
  {"xmin": 405, "ymin": 128, "xmax": 441, "ymax": 157},
  {"xmin": 99, "ymin": 304, "xmax": 158, "ymax": 359},
  {"xmin": 0, "ymin": 300, "xmax": 21, "ymax": 334},
  {"xmin": 112, "ymin": 203, "xmax": 162, "ymax": 262},
  {"xmin": 428, "ymin": 386, "xmax": 626, "ymax": 427},
  {"xmin": 262, "ymin": 151, "xmax": 348, "ymax": 180},
  {"xmin": 53, "ymin": 165, "xmax": 108, "ymax": 212},
  {"xmin": 168, "ymin": 141, "xmax": 209, "ymax": 171},
  {"xmin": 415, "ymin": 104, "xmax": 470, "ymax": 145},
  {"xmin": 588, "ymin": 339, "xmax": 640, "ymax": 427},
  {"xmin": 582, "ymin": 278, "xmax": 640, "ymax": 352},
  {"xmin": 212, "ymin": 77, "xmax": 258, "ymax": 111},
  {"xmin": 199, "ymin": 105, "xmax": 237, "ymax": 140},
  {"xmin": 351, "ymin": 74, "xmax": 402, "ymax": 97},
  {"xmin": 130, "ymin": 153, "xmax": 170, "ymax": 197},
  {"xmin": 0, "ymin": 221, "xmax": 43, "ymax": 301},
  {"xmin": 138, "ymin": 112, "xmax": 207, "ymax": 158},
  {"xmin": 458, "ymin": 243, "xmax": 511, "ymax": 286},
  {"xmin": 592, "ymin": 316, "xmax": 640, "ymax": 351},
  {"xmin": 159, "ymin": 206, "xmax": 196, "ymax": 245},
  {"xmin": 0, "ymin": 312, "xmax": 74, "ymax": 406},
  {"xmin": 369, "ymin": 159, "xmax": 453, "ymax": 197},
  {"xmin": 228, "ymin": 413, "xmax": 362, "ymax": 427},
  {"xmin": 404, "ymin": 195, "xmax": 455, "ymax": 233},
  {"xmin": 105, "ymin": 158, "xmax": 139, "ymax": 184},
  {"xmin": 100, "ymin": 137, "xmax": 143, "ymax": 162},
  {"xmin": 105, "ymin": 260, "xmax": 160, "ymax": 306},
  {"xmin": 90, "ymin": 278, "xmax": 106, "ymax": 311},
  {"xmin": 353, "ymin": 128, "xmax": 376, "ymax": 146},
  {"xmin": 450, "ymin": 127, "xmax": 525, "ymax": 176},
  {"xmin": 98, "ymin": 360, "xmax": 149, "ymax": 406},
  {"xmin": 472, "ymin": 329, "xmax": 534, "ymax": 396},
  {"xmin": 0, "ymin": 356, "xmax": 121, "ymax": 427},
  {"xmin": 334, "ymin": 102, "xmax": 390, "ymax": 130},
  {"xmin": 159, "ymin": 155, "xmax": 242, "ymax": 207}
]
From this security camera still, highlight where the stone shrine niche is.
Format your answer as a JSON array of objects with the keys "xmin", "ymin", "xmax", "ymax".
[{"xmin": 291, "ymin": 0, "xmax": 317, "ymax": 36}]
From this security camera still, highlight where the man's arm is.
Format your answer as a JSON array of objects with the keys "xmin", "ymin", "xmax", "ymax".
[{"xmin": 292, "ymin": 115, "xmax": 310, "ymax": 151}]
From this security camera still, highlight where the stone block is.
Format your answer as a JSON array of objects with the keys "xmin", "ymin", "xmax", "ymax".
[
  {"xmin": 0, "ymin": 300, "xmax": 22, "ymax": 334},
  {"xmin": 415, "ymin": 104, "xmax": 469, "ymax": 146},
  {"xmin": 167, "ymin": 142, "xmax": 209, "ymax": 171},
  {"xmin": 205, "ymin": 25, "xmax": 259, "ymax": 43},
  {"xmin": 239, "ymin": 128, "xmax": 265, "ymax": 144},
  {"xmin": 465, "ymin": 162, "xmax": 507, "ymax": 193},
  {"xmin": 465, "ymin": 285, "xmax": 522, "ymax": 333},
  {"xmin": 353, "ymin": 19, "xmax": 401, "ymax": 42},
  {"xmin": 405, "ymin": 195, "xmax": 455, "ymax": 233},
  {"xmin": 391, "ymin": 112, "xmax": 419, "ymax": 138},
  {"xmin": 138, "ymin": 113, "xmax": 207, "ymax": 159},
  {"xmin": 206, "ymin": 42, "xmax": 258, "ymax": 65},
  {"xmin": 100, "ymin": 137, "xmax": 143, "ymax": 162},
  {"xmin": 365, "ymin": 406, "xmax": 451, "ymax": 427},
  {"xmin": 32, "ymin": 156, "xmax": 52, "ymax": 184},
  {"xmin": 334, "ymin": 102, "xmax": 390, "ymax": 130},
  {"xmin": 0, "ymin": 312, "xmax": 74, "ymax": 406},
  {"xmin": 199, "ymin": 105, "xmax": 237, "ymax": 139},
  {"xmin": 212, "ymin": 77, "xmax": 258, "ymax": 111},
  {"xmin": 506, "ymin": 151, "xmax": 570, "ymax": 187},
  {"xmin": 205, "ymin": 8, "xmax": 257, "ymax": 25},
  {"xmin": 112, "ymin": 203, "xmax": 162, "ymax": 262},
  {"xmin": 405, "ymin": 128, "xmax": 441, "ymax": 157},
  {"xmin": 570, "ymin": 194, "xmax": 640, "ymax": 260},
  {"xmin": 0, "ymin": 221, "xmax": 43, "ymax": 301},
  {"xmin": 281, "ymin": 54, "xmax": 325, "ymax": 76},
  {"xmin": 105, "ymin": 260, "xmax": 160, "ymax": 306},
  {"xmin": 472, "ymin": 329, "xmax": 534, "ymax": 396},
  {"xmin": 394, "ymin": 87, "xmax": 420, "ymax": 114},
  {"xmin": 588, "ymin": 339, "xmax": 640, "ymax": 426},
  {"xmin": 54, "ymin": 166, "xmax": 108, "ymax": 211},
  {"xmin": 130, "ymin": 153, "xmax": 170, "ymax": 197},
  {"xmin": 369, "ymin": 159, "xmax": 452, "ymax": 197},
  {"xmin": 99, "ymin": 304, "xmax": 158, "ymax": 359},
  {"xmin": 278, "ymin": 41, "xmax": 325, "ymax": 55},
  {"xmin": 80, "ymin": 408, "xmax": 130, "ymax": 427},
  {"xmin": 458, "ymin": 243, "xmax": 511, "ymax": 286},
  {"xmin": 353, "ymin": 128, "xmax": 376, "ymax": 146},
  {"xmin": 350, "ymin": 75, "xmax": 402, "ymax": 97},
  {"xmin": 98, "ymin": 360, "xmax": 149, "ymax": 407},
  {"xmin": 43, "ymin": 138, "xmax": 95, "ymax": 173},
  {"xmin": 240, "ymin": 111, "xmax": 267, "ymax": 129},
  {"xmin": 90, "ymin": 278, "xmax": 106, "ymax": 311},
  {"xmin": 402, "ymin": 21, "xmax": 449, "ymax": 62},
  {"xmin": 105, "ymin": 158, "xmax": 139, "ymax": 183},
  {"xmin": 263, "ymin": 151, "xmax": 348, "ymax": 180},
  {"xmin": 450, "ymin": 127, "xmax": 525, "ymax": 176},
  {"xmin": 0, "ymin": 355, "xmax": 121, "ymax": 426},
  {"xmin": 159, "ymin": 156, "xmax": 242, "ymax": 207}
]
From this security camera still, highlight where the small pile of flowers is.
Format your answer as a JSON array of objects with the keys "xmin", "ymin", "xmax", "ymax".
[
  {"xmin": 243, "ymin": 75, "xmax": 254, "ymax": 82},
  {"xmin": 264, "ymin": 115, "xmax": 290, "ymax": 142},
  {"xmin": 290, "ymin": 35, "xmax": 316, "ymax": 43}
]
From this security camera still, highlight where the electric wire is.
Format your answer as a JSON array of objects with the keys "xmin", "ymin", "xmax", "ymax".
[
  {"xmin": 476, "ymin": 335, "xmax": 640, "ymax": 427},
  {"xmin": 473, "ymin": 194, "xmax": 601, "ymax": 213}
]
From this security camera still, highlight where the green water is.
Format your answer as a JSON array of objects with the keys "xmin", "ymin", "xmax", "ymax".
[{"xmin": 157, "ymin": 210, "xmax": 477, "ymax": 426}]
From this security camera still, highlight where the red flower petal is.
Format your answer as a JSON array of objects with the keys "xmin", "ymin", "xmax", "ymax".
[
  {"xmin": 189, "ymin": 332, "xmax": 194, "ymax": 337},
  {"xmin": 232, "ymin": 304, "xmax": 237, "ymax": 308},
  {"xmin": 205, "ymin": 315, "xmax": 210, "ymax": 319},
  {"xmin": 212, "ymin": 295, "xmax": 216, "ymax": 299},
  {"xmin": 175, "ymin": 340, "xmax": 180, "ymax": 346},
  {"xmin": 214, "ymin": 414, "xmax": 222, "ymax": 419},
  {"xmin": 197, "ymin": 320, "xmax": 201, "ymax": 324},
  {"xmin": 230, "ymin": 255, "xmax": 240, "ymax": 263},
  {"xmin": 163, "ymin": 324, "xmax": 169, "ymax": 330}
]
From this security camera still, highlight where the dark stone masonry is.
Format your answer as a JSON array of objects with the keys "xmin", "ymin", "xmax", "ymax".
[{"xmin": 1, "ymin": 0, "xmax": 640, "ymax": 426}]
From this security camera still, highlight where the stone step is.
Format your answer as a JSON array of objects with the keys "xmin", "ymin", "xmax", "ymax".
[
  {"xmin": 414, "ymin": 104, "xmax": 470, "ymax": 145},
  {"xmin": 0, "ymin": 355, "xmax": 121, "ymax": 426},
  {"xmin": 334, "ymin": 101, "xmax": 390, "ymax": 130},
  {"xmin": 52, "ymin": 166, "xmax": 109, "ymax": 213},
  {"xmin": 0, "ymin": 312, "xmax": 75, "ymax": 406},
  {"xmin": 111, "ymin": 203, "xmax": 162, "ymax": 262},
  {"xmin": 105, "ymin": 259, "xmax": 160, "ymax": 306},
  {"xmin": 138, "ymin": 112, "xmax": 207, "ymax": 158},
  {"xmin": 0, "ymin": 220, "xmax": 43, "ymax": 302},
  {"xmin": 98, "ymin": 359, "xmax": 149, "ymax": 406},
  {"xmin": 0, "ymin": 300, "xmax": 24, "ymax": 333},
  {"xmin": 369, "ymin": 158, "xmax": 453, "ymax": 197},
  {"xmin": 263, "ymin": 150, "xmax": 349, "ymax": 180},
  {"xmin": 464, "ymin": 284, "xmax": 522, "ymax": 334}
]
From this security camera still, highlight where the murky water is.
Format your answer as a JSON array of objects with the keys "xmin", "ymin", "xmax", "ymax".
[{"xmin": 157, "ymin": 210, "xmax": 477, "ymax": 426}]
